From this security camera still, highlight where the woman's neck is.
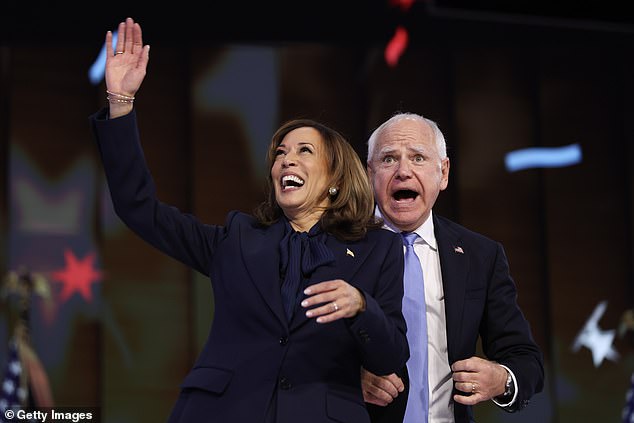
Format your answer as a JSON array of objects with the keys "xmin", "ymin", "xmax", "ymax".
[
  {"xmin": 287, "ymin": 214, "xmax": 321, "ymax": 233},
  {"xmin": 284, "ymin": 203, "xmax": 327, "ymax": 233}
]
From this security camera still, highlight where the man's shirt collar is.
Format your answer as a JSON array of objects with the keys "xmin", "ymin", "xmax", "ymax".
[{"xmin": 374, "ymin": 206, "xmax": 438, "ymax": 251}]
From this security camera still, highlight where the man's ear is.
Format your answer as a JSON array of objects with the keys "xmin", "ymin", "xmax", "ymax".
[{"xmin": 440, "ymin": 157, "xmax": 450, "ymax": 191}]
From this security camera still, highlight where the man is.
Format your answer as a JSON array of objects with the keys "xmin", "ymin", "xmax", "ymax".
[{"xmin": 362, "ymin": 112, "xmax": 544, "ymax": 423}]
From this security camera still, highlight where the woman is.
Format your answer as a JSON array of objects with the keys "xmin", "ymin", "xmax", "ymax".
[{"xmin": 90, "ymin": 18, "xmax": 408, "ymax": 423}]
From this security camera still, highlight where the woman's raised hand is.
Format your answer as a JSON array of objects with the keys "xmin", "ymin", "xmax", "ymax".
[{"xmin": 104, "ymin": 17, "xmax": 150, "ymax": 117}]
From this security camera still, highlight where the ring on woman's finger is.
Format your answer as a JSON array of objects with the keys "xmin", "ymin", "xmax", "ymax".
[
  {"xmin": 471, "ymin": 382, "xmax": 476, "ymax": 394},
  {"xmin": 115, "ymin": 51, "xmax": 125, "ymax": 55},
  {"xmin": 332, "ymin": 302, "xmax": 339, "ymax": 312}
]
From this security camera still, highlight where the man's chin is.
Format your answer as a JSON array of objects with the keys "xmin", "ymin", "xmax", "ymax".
[
  {"xmin": 389, "ymin": 198, "xmax": 422, "ymax": 214},
  {"xmin": 384, "ymin": 207, "xmax": 426, "ymax": 232}
]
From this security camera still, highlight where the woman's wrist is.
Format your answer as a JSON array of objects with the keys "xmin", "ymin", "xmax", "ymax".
[
  {"xmin": 106, "ymin": 90, "xmax": 135, "ymax": 118},
  {"xmin": 108, "ymin": 102, "xmax": 133, "ymax": 118}
]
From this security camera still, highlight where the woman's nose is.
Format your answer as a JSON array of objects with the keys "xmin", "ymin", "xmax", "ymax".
[{"xmin": 282, "ymin": 153, "xmax": 296, "ymax": 167}]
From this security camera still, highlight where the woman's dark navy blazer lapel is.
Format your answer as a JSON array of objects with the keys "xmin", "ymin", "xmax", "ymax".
[{"xmin": 241, "ymin": 217, "xmax": 288, "ymax": 328}]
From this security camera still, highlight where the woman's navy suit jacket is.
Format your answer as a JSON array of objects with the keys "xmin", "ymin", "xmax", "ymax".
[{"xmin": 90, "ymin": 109, "xmax": 409, "ymax": 423}]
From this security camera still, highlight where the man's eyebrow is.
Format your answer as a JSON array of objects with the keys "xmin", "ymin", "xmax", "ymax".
[
  {"xmin": 376, "ymin": 145, "xmax": 427, "ymax": 156},
  {"xmin": 376, "ymin": 146, "xmax": 397, "ymax": 156},
  {"xmin": 408, "ymin": 145, "xmax": 426, "ymax": 154}
]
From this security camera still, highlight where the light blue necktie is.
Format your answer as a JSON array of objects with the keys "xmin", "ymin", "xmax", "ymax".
[{"xmin": 402, "ymin": 232, "xmax": 429, "ymax": 423}]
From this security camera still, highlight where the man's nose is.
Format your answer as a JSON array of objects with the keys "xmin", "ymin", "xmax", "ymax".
[{"xmin": 396, "ymin": 160, "xmax": 412, "ymax": 178}]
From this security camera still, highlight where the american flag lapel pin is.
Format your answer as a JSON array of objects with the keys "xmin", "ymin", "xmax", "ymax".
[
  {"xmin": 454, "ymin": 246, "xmax": 464, "ymax": 254},
  {"xmin": 346, "ymin": 248, "xmax": 355, "ymax": 257}
]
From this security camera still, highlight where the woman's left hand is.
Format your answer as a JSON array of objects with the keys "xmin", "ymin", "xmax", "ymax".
[{"xmin": 301, "ymin": 279, "xmax": 366, "ymax": 323}]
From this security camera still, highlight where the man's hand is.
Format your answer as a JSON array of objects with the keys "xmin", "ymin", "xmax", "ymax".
[
  {"xmin": 451, "ymin": 357, "xmax": 507, "ymax": 405},
  {"xmin": 361, "ymin": 368, "xmax": 405, "ymax": 406}
]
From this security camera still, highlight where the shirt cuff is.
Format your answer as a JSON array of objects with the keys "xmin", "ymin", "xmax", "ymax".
[{"xmin": 491, "ymin": 364, "xmax": 518, "ymax": 408}]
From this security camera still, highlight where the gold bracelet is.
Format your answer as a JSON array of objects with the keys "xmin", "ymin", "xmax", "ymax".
[
  {"xmin": 107, "ymin": 96, "xmax": 134, "ymax": 104},
  {"xmin": 106, "ymin": 90, "xmax": 135, "ymax": 101}
]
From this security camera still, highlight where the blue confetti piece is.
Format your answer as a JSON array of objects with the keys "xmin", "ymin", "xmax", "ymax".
[
  {"xmin": 88, "ymin": 31, "xmax": 118, "ymax": 85},
  {"xmin": 505, "ymin": 143, "xmax": 582, "ymax": 172}
]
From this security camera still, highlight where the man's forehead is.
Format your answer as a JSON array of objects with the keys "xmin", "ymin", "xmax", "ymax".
[
  {"xmin": 377, "ymin": 141, "xmax": 427, "ymax": 154},
  {"xmin": 386, "ymin": 117, "xmax": 431, "ymax": 135}
]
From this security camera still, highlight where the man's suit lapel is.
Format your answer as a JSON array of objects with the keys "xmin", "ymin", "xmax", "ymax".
[
  {"xmin": 434, "ymin": 215, "xmax": 469, "ymax": 363},
  {"xmin": 288, "ymin": 235, "xmax": 375, "ymax": 331},
  {"xmin": 241, "ymin": 219, "xmax": 288, "ymax": 328}
]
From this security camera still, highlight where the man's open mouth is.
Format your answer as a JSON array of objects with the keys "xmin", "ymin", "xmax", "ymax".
[{"xmin": 393, "ymin": 189, "xmax": 419, "ymax": 201}]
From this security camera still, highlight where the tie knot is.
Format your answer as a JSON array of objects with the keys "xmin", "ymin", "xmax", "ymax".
[{"xmin": 401, "ymin": 232, "xmax": 419, "ymax": 247}]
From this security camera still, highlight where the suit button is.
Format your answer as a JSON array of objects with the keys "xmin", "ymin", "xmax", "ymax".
[
  {"xmin": 358, "ymin": 329, "xmax": 370, "ymax": 343},
  {"xmin": 279, "ymin": 337, "xmax": 288, "ymax": 346},
  {"xmin": 279, "ymin": 376, "xmax": 291, "ymax": 390}
]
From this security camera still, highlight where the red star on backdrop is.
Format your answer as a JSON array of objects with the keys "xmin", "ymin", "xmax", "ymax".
[{"xmin": 51, "ymin": 249, "xmax": 102, "ymax": 302}]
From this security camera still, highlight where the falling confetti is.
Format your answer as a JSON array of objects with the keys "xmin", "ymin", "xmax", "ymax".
[{"xmin": 385, "ymin": 26, "xmax": 409, "ymax": 67}]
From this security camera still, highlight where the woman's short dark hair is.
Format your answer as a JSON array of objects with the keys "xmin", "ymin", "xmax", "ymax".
[{"xmin": 254, "ymin": 119, "xmax": 380, "ymax": 241}]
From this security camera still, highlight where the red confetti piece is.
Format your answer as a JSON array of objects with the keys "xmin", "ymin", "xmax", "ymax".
[{"xmin": 385, "ymin": 26, "xmax": 409, "ymax": 67}]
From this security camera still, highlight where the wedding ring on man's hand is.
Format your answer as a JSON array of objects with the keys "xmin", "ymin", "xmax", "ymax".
[
  {"xmin": 471, "ymin": 383, "xmax": 476, "ymax": 394},
  {"xmin": 115, "ymin": 51, "xmax": 125, "ymax": 55},
  {"xmin": 332, "ymin": 302, "xmax": 339, "ymax": 312}
]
